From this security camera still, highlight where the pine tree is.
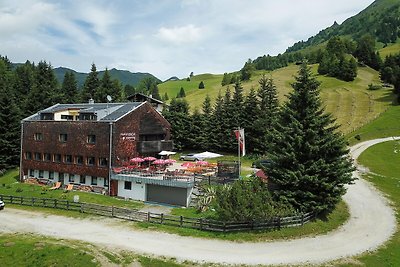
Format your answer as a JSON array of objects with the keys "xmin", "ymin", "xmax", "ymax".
[
  {"xmin": 210, "ymin": 92, "xmax": 225, "ymax": 151},
  {"xmin": 25, "ymin": 61, "xmax": 59, "ymax": 114},
  {"xmin": 198, "ymin": 81, "xmax": 205, "ymax": 89},
  {"xmin": 14, "ymin": 61, "xmax": 35, "ymax": 114},
  {"xmin": 62, "ymin": 71, "xmax": 78, "ymax": 103},
  {"xmin": 94, "ymin": 68, "xmax": 113, "ymax": 102},
  {"xmin": 151, "ymin": 84, "xmax": 161, "ymax": 100},
  {"xmin": 163, "ymin": 92, "xmax": 169, "ymax": 101},
  {"xmin": 253, "ymin": 74, "xmax": 279, "ymax": 155},
  {"xmin": 163, "ymin": 98, "xmax": 192, "ymax": 150},
  {"xmin": 242, "ymin": 87, "xmax": 260, "ymax": 154},
  {"xmin": 268, "ymin": 63, "xmax": 354, "ymax": 213},
  {"xmin": 0, "ymin": 59, "xmax": 21, "ymax": 169},
  {"xmin": 201, "ymin": 95, "xmax": 213, "ymax": 150},
  {"xmin": 231, "ymin": 80, "xmax": 244, "ymax": 128},
  {"xmin": 81, "ymin": 63, "xmax": 100, "ymax": 102}
]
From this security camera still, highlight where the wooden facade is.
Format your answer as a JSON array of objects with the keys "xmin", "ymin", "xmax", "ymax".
[{"xmin": 20, "ymin": 102, "xmax": 172, "ymax": 195}]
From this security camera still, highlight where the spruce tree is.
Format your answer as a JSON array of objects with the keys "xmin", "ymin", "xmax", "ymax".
[
  {"xmin": 62, "ymin": 71, "xmax": 78, "ymax": 103},
  {"xmin": 81, "ymin": 63, "xmax": 100, "ymax": 102},
  {"xmin": 210, "ymin": 92, "xmax": 225, "ymax": 151},
  {"xmin": 94, "ymin": 68, "xmax": 113, "ymax": 102},
  {"xmin": 0, "ymin": 59, "xmax": 21, "ymax": 169},
  {"xmin": 201, "ymin": 95, "xmax": 213, "ymax": 150},
  {"xmin": 25, "ymin": 61, "xmax": 59, "ymax": 114},
  {"xmin": 253, "ymin": 74, "xmax": 279, "ymax": 155},
  {"xmin": 268, "ymin": 63, "xmax": 354, "ymax": 213},
  {"xmin": 242, "ymin": 87, "xmax": 260, "ymax": 154}
]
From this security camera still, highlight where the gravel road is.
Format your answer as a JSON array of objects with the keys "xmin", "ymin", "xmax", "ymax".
[{"xmin": 0, "ymin": 137, "xmax": 398, "ymax": 265}]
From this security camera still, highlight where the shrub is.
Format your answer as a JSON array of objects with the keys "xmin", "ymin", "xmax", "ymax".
[
  {"xmin": 15, "ymin": 188, "xmax": 23, "ymax": 193},
  {"xmin": 214, "ymin": 177, "xmax": 294, "ymax": 221}
]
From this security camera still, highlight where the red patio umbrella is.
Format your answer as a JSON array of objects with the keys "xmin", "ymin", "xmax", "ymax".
[
  {"xmin": 181, "ymin": 162, "xmax": 196, "ymax": 167},
  {"xmin": 164, "ymin": 159, "xmax": 176, "ymax": 164},
  {"xmin": 196, "ymin": 160, "xmax": 208, "ymax": 166},
  {"xmin": 143, "ymin": 156, "xmax": 157, "ymax": 161},
  {"xmin": 130, "ymin": 157, "xmax": 144, "ymax": 163},
  {"xmin": 153, "ymin": 159, "xmax": 166, "ymax": 165}
]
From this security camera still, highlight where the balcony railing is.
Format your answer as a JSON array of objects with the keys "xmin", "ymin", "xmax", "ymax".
[{"xmin": 136, "ymin": 140, "xmax": 173, "ymax": 154}]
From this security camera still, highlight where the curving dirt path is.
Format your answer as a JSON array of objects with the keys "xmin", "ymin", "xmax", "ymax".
[{"xmin": 0, "ymin": 137, "xmax": 398, "ymax": 265}]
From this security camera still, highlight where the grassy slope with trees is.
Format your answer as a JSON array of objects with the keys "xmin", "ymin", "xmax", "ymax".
[{"xmin": 159, "ymin": 64, "xmax": 391, "ymax": 135}]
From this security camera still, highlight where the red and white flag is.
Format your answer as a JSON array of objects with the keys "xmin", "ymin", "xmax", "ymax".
[{"xmin": 234, "ymin": 128, "xmax": 246, "ymax": 156}]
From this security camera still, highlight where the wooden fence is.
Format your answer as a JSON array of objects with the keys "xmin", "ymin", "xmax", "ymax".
[{"xmin": 0, "ymin": 194, "xmax": 315, "ymax": 232}]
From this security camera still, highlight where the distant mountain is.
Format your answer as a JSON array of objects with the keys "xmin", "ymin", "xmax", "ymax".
[
  {"xmin": 286, "ymin": 0, "xmax": 400, "ymax": 53},
  {"xmin": 54, "ymin": 67, "xmax": 160, "ymax": 88}
]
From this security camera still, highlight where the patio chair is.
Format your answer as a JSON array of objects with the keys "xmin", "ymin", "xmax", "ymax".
[
  {"xmin": 66, "ymin": 184, "xmax": 74, "ymax": 191},
  {"xmin": 49, "ymin": 182, "xmax": 61, "ymax": 190}
]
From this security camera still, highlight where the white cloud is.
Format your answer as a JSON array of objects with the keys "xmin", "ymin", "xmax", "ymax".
[
  {"xmin": 156, "ymin": 24, "xmax": 203, "ymax": 45},
  {"xmin": 0, "ymin": 0, "xmax": 376, "ymax": 80}
]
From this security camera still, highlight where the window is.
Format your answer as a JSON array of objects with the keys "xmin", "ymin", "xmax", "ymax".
[
  {"xmin": 80, "ymin": 176, "xmax": 86, "ymax": 184},
  {"xmin": 59, "ymin": 173, "xmax": 64, "ymax": 180},
  {"xmin": 81, "ymin": 113, "xmax": 97, "ymax": 120},
  {"xmin": 34, "ymin": 152, "xmax": 42, "ymax": 161},
  {"xmin": 75, "ymin": 155, "xmax": 83, "ymax": 165},
  {"xmin": 38, "ymin": 170, "xmax": 44, "ymax": 178},
  {"xmin": 34, "ymin": 133, "xmax": 43, "ymax": 141},
  {"xmin": 64, "ymin": 155, "xmax": 73, "ymax": 164},
  {"xmin": 54, "ymin": 154, "xmax": 61, "ymax": 163},
  {"xmin": 68, "ymin": 174, "xmax": 74, "ymax": 183},
  {"xmin": 44, "ymin": 153, "xmax": 51, "ymax": 161},
  {"xmin": 61, "ymin": 115, "xmax": 74, "ymax": 120},
  {"xmin": 99, "ymin": 157, "xmax": 108, "ymax": 167},
  {"xmin": 91, "ymin": 176, "xmax": 97, "ymax": 185},
  {"xmin": 87, "ymin": 135, "xmax": 96, "ymax": 144},
  {"xmin": 87, "ymin": 157, "xmax": 95, "ymax": 166},
  {"xmin": 124, "ymin": 181, "xmax": 132, "ymax": 190},
  {"xmin": 59, "ymin": 133, "xmax": 68, "ymax": 142},
  {"xmin": 49, "ymin": 171, "xmax": 54, "ymax": 180},
  {"xmin": 104, "ymin": 177, "xmax": 109, "ymax": 187},
  {"xmin": 25, "ymin": 152, "xmax": 32, "ymax": 160},
  {"xmin": 29, "ymin": 169, "xmax": 34, "ymax": 177}
]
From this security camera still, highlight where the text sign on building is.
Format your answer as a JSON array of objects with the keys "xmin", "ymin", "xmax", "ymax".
[{"xmin": 121, "ymin": 133, "xmax": 136, "ymax": 141}]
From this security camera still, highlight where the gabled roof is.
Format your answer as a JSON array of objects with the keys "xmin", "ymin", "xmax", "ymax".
[
  {"xmin": 23, "ymin": 102, "xmax": 145, "ymax": 122},
  {"xmin": 127, "ymin": 93, "xmax": 164, "ymax": 104}
]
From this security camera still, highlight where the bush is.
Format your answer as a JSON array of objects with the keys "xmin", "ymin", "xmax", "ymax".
[
  {"xmin": 214, "ymin": 177, "xmax": 294, "ymax": 221},
  {"xmin": 15, "ymin": 188, "xmax": 23, "ymax": 193}
]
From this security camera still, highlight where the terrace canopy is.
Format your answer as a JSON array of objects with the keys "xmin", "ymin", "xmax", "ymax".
[
  {"xmin": 193, "ymin": 151, "xmax": 223, "ymax": 159},
  {"xmin": 159, "ymin": 151, "xmax": 176, "ymax": 156}
]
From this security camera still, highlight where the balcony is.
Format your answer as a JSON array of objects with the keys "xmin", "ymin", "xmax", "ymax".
[{"xmin": 137, "ymin": 140, "xmax": 173, "ymax": 154}]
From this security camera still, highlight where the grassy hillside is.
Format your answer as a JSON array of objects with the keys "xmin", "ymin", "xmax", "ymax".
[
  {"xmin": 159, "ymin": 64, "xmax": 393, "ymax": 134},
  {"xmin": 286, "ymin": 0, "xmax": 400, "ymax": 53}
]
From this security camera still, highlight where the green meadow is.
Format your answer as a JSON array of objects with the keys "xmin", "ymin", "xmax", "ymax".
[{"xmin": 159, "ymin": 64, "xmax": 392, "ymax": 135}]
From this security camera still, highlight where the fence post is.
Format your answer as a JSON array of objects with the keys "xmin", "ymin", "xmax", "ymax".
[
  {"xmin": 31, "ymin": 197, "xmax": 34, "ymax": 206},
  {"xmin": 180, "ymin": 216, "xmax": 183, "ymax": 227},
  {"xmin": 10, "ymin": 195, "xmax": 13, "ymax": 204},
  {"xmin": 278, "ymin": 217, "xmax": 281, "ymax": 230},
  {"xmin": 160, "ymin": 213, "xmax": 164, "ymax": 224},
  {"xmin": 111, "ymin": 206, "xmax": 114, "ymax": 217},
  {"xmin": 200, "ymin": 218, "xmax": 203, "ymax": 230},
  {"xmin": 147, "ymin": 212, "xmax": 150, "ymax": 222},
  {"xmin": 66, "ymin": 200, "xmax": 69, "ymax": 210},
  {"xmin": 223, "ymin": 222, "xmax": 226, "ymax": 233},
  {"xmin": 301, "ymin": 213, "xmax": 305, "ymax": 225},
  {"xmin": 54, "ymin": 199, "xmax": 57, "ymax": 209},
  {"xmin": 80, "ymin": 203, "xmax": 84, "ymax": 213}
]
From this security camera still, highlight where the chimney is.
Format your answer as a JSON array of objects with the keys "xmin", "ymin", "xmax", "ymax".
[{"xmin": 89, "ymin": 98, "xmax": 94, "ymax": 104}]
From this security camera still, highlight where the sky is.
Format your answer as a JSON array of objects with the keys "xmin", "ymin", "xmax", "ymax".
[{"xmin": 0, "ymin": 0, "xmax": 375, "ymax": 81}]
